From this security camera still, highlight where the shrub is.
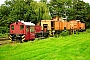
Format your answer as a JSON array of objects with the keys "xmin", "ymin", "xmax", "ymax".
[
  {"xmin": 60, "ymin": 30, "xmax": 69, "ymax": 36},
  {"xmin": 75, "ymin": 31, "xmax": 79, "ymax": 34},
  {"xmin": 86, "ymin": 29, "xmax": 90, "ymax": 33},
  {"xmin": 0, "ymin": 27, "xmax": 9, "ymax": 34}
]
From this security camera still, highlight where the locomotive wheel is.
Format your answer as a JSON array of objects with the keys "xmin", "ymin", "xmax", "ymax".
[
  {"xmin": 16, "ymin": 38, "xmax": 23, "ymax": 43},
  {"xmin": 24, "ymin": 40, "xmax": 28, "ymax": 42},
  {"xmin": 16, "ymin": 39, "xmax": 21, "ymax": 43},
  {"xmin": 31, "ymin": 39, "xmax": 34, "ymax": 41}
]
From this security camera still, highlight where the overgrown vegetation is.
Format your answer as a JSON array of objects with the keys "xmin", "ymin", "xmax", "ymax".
[
  {"xmin": 60, "ymin": 30, "xmax": 69, "ymax": 36},
  {"xmin": 0, "ymin": 33, "xmax": 90, "ymax": 60},
  {"xmin": 86, "ymin": 29, "xmax": 90, "ymax": 33},
  {"xmin": 0, "ymin": 27, "xmax": 9, "ymax": 34},
  {"xmin": 0, "ymin": 0, "xmax": 90, "ymax": 28},
  {"xmin": 0, "ymin": 33, "xmax": 9, "ymax": 38}
]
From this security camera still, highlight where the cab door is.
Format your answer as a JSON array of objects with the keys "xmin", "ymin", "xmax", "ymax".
[
  {"xmin": 30, "ymin": 26, "xmax": 35, "ymax": 40},
  {"xmin": 25, "ymin": 26, "xmax": 30, "ymax": 40},
  {"xmin": 43, "ymin": 24, "xmax": 48, "ymax": 32}
]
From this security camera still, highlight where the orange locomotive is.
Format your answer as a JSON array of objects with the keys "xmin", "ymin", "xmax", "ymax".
[{"xmin": 41, "ymin": 17, "xmax": 85, "ymax": 36}]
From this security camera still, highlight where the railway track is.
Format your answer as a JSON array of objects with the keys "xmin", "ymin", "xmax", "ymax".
[
  {"xmin": 0, "ymin": 38, "xmax": 11, "ymax": 45},
  {"xmin": 0, "ymin": 38, "xmax": 10, "ymax": 41},
  {"xmin": 0, "ymin": 38, "xmax": 24, "ymax": 45},
  {"xmin": 0, "ymin": 37, "xmax": 45, "ymax": 45}
]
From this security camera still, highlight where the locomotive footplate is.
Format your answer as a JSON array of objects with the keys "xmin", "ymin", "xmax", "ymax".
[
  {"xmin": 35, "ymin": 31, "xmax": 49, "ymax": 38},
  {"xmin": 9, "ymin": 34, "xmax": 25, "ymax": 42}
]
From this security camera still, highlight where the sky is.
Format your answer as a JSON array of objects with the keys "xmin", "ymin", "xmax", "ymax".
[{"xmin": 0, "ymin": 0, "xmax": 90, "ymax": 6}]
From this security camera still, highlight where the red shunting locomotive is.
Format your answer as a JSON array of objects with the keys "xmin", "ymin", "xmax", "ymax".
[{"xmin": 9, "ymin": 20, "xmax": 43, "ymax": 42}]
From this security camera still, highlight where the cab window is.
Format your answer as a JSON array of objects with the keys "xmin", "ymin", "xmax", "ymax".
[
  {"xmin": 30, "ymin": 26, "xmax": 35, "ymax": 32},
  {"xmin": 20, "ymin": 25, "xmax": 24, "ymax": 30},
  {"xmin": 11, "ymin": 25, "xmax": 14, "ymax": 30},
  {"xmin": 26, "ymin": 26, "xmax": 29, "ymax": 32}
]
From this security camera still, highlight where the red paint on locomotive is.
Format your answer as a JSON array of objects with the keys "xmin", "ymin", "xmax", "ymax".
[
  {"xmin": 35, "ymin": 25, "xmax": 42, "ymax": 33},
  {"xmin": 9, "ymin": 21, "xmax": 35, "ymax": 41},
  {"xmin": 10, "ymin": 22, "xmax": 26, "ymax": 34}
]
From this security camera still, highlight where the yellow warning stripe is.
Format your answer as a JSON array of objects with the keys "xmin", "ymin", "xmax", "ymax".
[
  {"xmin": 10, "ymin": 35, "xmax": 12, "ymax": 37},
  {"xmin": 22, "ymin": 38, "xmax": 25, "ymax": 41},
  {"xmin": 9, "ymin": 37, "xmax": 12, "ymax": 40},
  {"xmin": 49, "ymin": 31, "xmax": 52, "ymax": 35},
  {"xmin": 22, "ymin": 35, "xmax": 25, "ymax": 38}
]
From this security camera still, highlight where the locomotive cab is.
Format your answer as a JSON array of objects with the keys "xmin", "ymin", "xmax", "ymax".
[
  {"xmin": 9, "ymin": 21, "xmax": 35, "ymax": 42},
  {"xmin": 25, "ymin": 25, "xmax": 35, "ymax": 40}
]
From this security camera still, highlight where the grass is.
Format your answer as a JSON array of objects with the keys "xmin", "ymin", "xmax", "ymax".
[{"xmin": 0, "ymin": 33, "xmax": 90, "ymax": 60}]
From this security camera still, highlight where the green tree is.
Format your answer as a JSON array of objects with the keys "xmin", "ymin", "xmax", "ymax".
[
  {"xmin": 49, "ymin": 0, "xmax": 90, "ymax": 28},
  {"xmin": 0, "ymin": 4, "xmax": 10, "ymax": 26},
  {"xmin": 0, "ymin": 0, "xmax": 51, "ymax": 26},
  {"xmin": 40, "ymin": 0, "xmax": 47, "ymax": 3},
  {"xmin": 30, "ymin": 1, "xmax": 51, "ymax": 23}
]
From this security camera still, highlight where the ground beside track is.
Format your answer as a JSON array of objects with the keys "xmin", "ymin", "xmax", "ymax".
[
  {"xmin": 0, "ymin": 40, "xmax": 11, "ymax": 45},
  {"xmin": 0, "ymin": 32, "xmax": 90, "ymax": 60}
]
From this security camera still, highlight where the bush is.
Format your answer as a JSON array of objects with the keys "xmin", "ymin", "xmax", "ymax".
[
  {"xmin": 0, "ymin": 27, "xmax": 9, "ymax": 34},
  {"xmin": 0, "ymin": 33, "xmax": 9, "ymax": 38},
  {"xmin": 75, "ymin": 31, "xmax": 79, "ymax": 34},
  {"xmin": 86, "ymin": 29, "xmax": 90, "ymax": 33},
  {"xmin": 60, "ymin": 30, "xmax": 69, "ymax": 36}
]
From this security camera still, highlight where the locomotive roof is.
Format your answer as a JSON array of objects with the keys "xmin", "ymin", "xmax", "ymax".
[{"xmin": 21, "ymin": 21, "xmax": 35, "ymax": 26}]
